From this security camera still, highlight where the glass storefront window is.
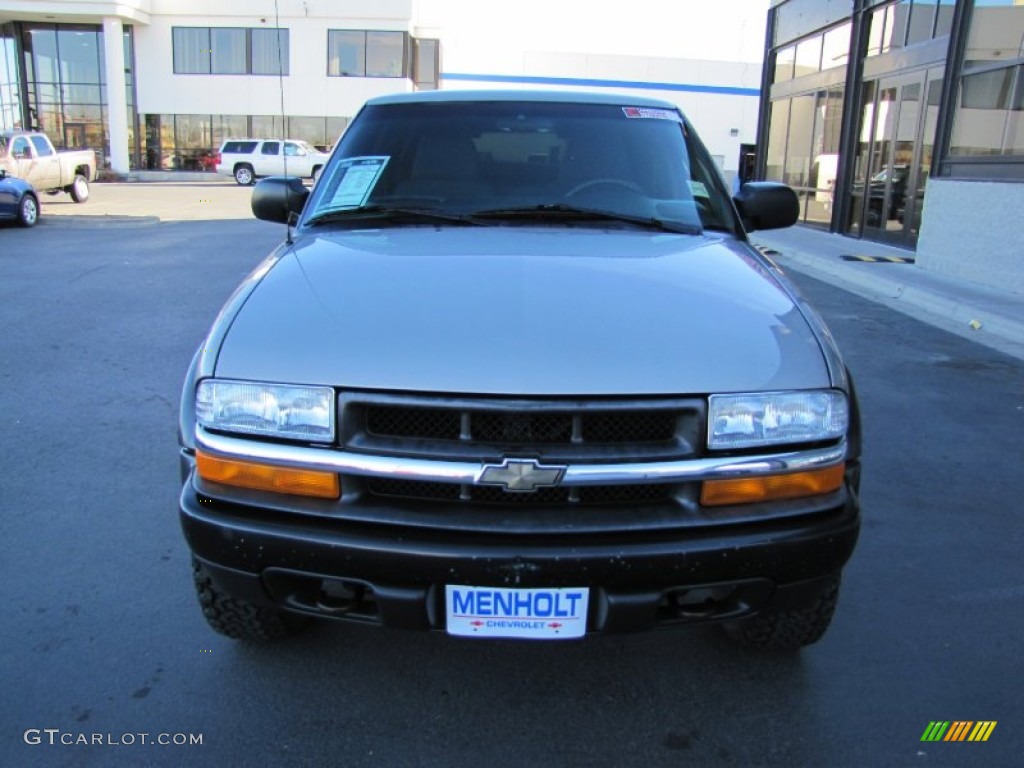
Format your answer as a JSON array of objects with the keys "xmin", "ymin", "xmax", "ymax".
[
  {"xmin": 1, "ymin": 30, "xmax": 21, "ymax": 130},
  {"xmin": 63, "ymin": 84, "xmax": 102, "ymax": 104},
  {"xmin": 328, "ymin": 30, "xmax": 365, "ymax": 76},
  {"xmin": 765, "ymin": 98, "xmax": 790, "ymax": 181},
  {"xmin": 950, "ymin": 66, "xmax": 1015, "ymax": 156},
  {"xmin": 784, "ymin": 94, "xmax": 816, "ymax": 188},
  {"xmin": 888, "ymin": 1, "xmax": 910, "ymax": 51},
  {"xmin": 794, "ymin": 36, "xmax": 822, "ymax": 77},
  {"xmin": 774, "ymin": 45, "xmax": 795, "ymax": 83},
  {"xmin": 213, "ymin": 114, "xmax": 248, "ymax": 146},
  {"xmin": 327, "ymin": 116, "xmax": 349, "ymax": 146},
  {"xmin": 906, "ymin": 1, "xmax": 935, "ymax": 46},
  {"xmin": 965, "ymin": 0, "xmax": 1024, "ymax": 64},
  {"xmin": 173, "ymin": 28, "xmax": 210, "ymax": 74},
  {"xmin": 251, "ymin": 28, "xmax": 289, "ymax": 76},
  {"xmin": 934, "ymin": 0, "xmax": 955, "ymax": 39},
  {"xmin": 288, "ymin": 116, "xmax": 326, "ymax": 147},
  {"xmin": 328, "ymin": 30, "xmax": 406, "ymax": 78},
  {"xmin": 57, "ymin": 29, "xmax": 100, "ymax": 83},
  {"xmin": 365, "ymin": 31, "xmax": 404, "ymax": 77},
  {"xmin": 867, "ymin": 4, "xmax": 897, "ymax": 57},
  {"xmin": 211, "ymin": 28, "xmax": 246, "ymax": 74},
  {"xmin": 252, "ymin": 114, "xmax": 286, "ymax": 138},
  {"xmin": 29, "ymin": 28, "xmax": 59, "ymax": 82},
  {"xmin": 821, "ymin": 23, "xmax": 850, "ymax": 70}
]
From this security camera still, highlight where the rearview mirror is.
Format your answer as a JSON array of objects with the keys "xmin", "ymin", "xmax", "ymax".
[
  {"xmin": 733, "ymin": 182, "xmax": 800, "ymax": 232},
  {"xmin": 251, "ymin": 176, "xmax": 309, "ymax": 224}
]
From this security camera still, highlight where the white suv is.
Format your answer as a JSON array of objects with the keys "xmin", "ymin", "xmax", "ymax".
[{"xmin": 214, "ymin": 139, "xmax": 329, "ymax": 186}]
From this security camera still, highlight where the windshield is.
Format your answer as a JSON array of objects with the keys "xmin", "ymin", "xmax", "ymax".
[{"xmin": 304, "ymin": 100, "xmax": 738, "ymax": 233}]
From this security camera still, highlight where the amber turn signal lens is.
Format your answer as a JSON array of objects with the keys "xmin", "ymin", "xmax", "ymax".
[
  {"xmin": 196, "ymin": 450, "xmax": 340, "ymax": 499},
  {"xmin": 701, "ymin": 463, "xmax": 845, "ymax": 507}
]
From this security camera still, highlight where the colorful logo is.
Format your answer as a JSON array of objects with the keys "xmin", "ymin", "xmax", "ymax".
[{"xmin": 920, "ymin": 721, "xmax": 996, "ymax": 742}]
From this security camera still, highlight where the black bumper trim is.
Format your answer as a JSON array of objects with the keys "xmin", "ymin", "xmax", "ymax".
[{"xmin": 181, "ymin": 479, "xmax": 859, "ymax": 634}]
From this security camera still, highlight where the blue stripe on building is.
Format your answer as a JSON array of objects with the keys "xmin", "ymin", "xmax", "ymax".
[{"xmin": 440, "ymin": 72, "xmax": 759, "ymax": 97}]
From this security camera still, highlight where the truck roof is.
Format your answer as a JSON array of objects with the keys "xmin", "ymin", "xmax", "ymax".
[{"xmin": 364, "ymin": 89, "xmax": 681, "ymax": 111}]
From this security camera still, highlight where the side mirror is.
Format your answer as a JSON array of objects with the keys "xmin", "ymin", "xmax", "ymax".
[
  {"xmin": 733, "ymin": 182, "xmax": 800, "ymax": 231},
  {"xmin": 0, "ymin": 168, "xmax": 6, "ymax": 180},
  {"xmin": 251, "ymin": 176, "xmax": 310, "ymax": 224}
]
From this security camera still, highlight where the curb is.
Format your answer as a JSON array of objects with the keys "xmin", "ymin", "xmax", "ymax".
[{"xmin": 760, "ymin": 243, "xmax": 1024, "ymax": 362}]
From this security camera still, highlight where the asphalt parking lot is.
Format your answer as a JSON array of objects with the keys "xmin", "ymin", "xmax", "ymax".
[
  {"xmin": 2, "ymin": 184, "xmax": 1020, "ymax": 767},
  {"xmin": 36, "ymin": 178, "xmax": 255, "ymax": 224}
]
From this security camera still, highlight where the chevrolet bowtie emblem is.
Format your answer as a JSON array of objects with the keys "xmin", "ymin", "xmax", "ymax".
[{"xmin": 477, "ymin": 458, "xmax": 567, "ymax": 493}]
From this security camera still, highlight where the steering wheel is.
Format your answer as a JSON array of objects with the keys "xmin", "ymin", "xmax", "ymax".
[{"xmin": 566, "ymin": 178, "xmax": 645, "ymax": 198}]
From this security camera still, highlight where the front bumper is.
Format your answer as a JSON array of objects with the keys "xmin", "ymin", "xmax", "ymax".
[{"xmin": 180, "ymin": 467, "xmax": 859, "ymax": 634}]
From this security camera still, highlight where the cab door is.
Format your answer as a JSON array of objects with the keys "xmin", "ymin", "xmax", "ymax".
[
  {"xmin": 283, "ymin": 142, "xmax": 310, "ymax": 176},
  {"xmin": 257, "ymin": 141, "xmax": 283, "ymax": 176},
  {"xmin": 28, "ymin": 135, "xmax": 63, "ymax": 188},
  {"xmin": 9, "ymin": 136, "xmax": 37, "ymax": 183}
]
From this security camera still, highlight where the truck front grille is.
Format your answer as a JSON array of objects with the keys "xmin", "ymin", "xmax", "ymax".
[
  {"xmin": 343, "ymin": 393, "xmax": 705, "ymax": 463},
  {"xmin": 365, "ymin": 478, "xmax": 676, "ymax": 506}
]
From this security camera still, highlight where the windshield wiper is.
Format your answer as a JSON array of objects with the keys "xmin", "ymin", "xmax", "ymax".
[
  {"xmin": 305, "ymin": 205, "xmax": 483, "ymax": 228},
  {"xmin": 468, "ymin": 204, "xmax": 701, "ymax": 234}
]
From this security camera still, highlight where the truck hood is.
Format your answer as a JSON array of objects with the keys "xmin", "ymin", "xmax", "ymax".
[{"xmin": 215, "ymin": 227, "xmax": 828, "ymax": 395}]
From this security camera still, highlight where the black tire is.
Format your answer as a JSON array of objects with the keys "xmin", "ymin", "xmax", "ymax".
[
  {"xmin": 17, "ymin": 194, "xmax": 39, "ymax": 227},
  {"xmin": 192, "ymin": 558, "xmax": 306, "ymax": 640},
  {"xmin": 234, "ymin": 164, "xmax": 255, "ymax": 186},
  {"xmin": 723, "ymin": 578, "xmax": 840, "ymax": 651},
  {"xmin": 69, "ymin": 174, "xmax": 90, "ymax": 203}
]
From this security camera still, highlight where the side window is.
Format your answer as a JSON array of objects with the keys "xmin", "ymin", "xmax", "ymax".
[
  {"xmin": 11, "ymin": 136, "xmax": 31, "ymax": 158},
  {"xmin": 30, "ymin": 136, "xmax": 54, "ymax": 156},
  {"xmin": 261, "ymin": 142, "xmax": 280, "ymax": 155},
  {"xmin": 284, "ymin": 142, "xmax": 301, "ymax": 156}
]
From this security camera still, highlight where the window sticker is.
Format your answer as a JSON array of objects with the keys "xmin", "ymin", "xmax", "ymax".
[
  {"xmin": 326, "ymin": 156, "xmax": 390, "ymax": 208},
  {"xmin": 689, "ymin": 180, "xmax": 709, "ymax": 198},
  {"xmin": 622, "ymin": 106, "xmax": 681, "ymax": 121}
]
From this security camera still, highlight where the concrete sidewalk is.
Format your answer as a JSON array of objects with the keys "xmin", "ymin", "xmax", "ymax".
[{"xmin": 750, "ymin": 226, "xmax": 1024, "ymax": 362}]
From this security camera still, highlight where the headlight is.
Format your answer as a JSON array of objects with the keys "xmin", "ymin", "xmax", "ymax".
[
  {"xmin": 708, "ymin": 390, "xmax": 847, "ymax": 450},
  {"xmin": 196, "ymin": 379, "xmax": 334, "ymax": 442}
]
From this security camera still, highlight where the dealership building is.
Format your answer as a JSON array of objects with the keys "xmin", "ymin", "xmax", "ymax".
[
  {"xmin": 762, "ymin": 0, "xmax": 1024, "ymax": 291},
  {"xmin": 1, "ymin": 0, "xmax": 1022, "ymax": 291}
]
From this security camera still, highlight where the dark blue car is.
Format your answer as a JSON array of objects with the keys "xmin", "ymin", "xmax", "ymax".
[{"xmin": 0, "ymin": 169, "xmax": 39, "ymax": 227}]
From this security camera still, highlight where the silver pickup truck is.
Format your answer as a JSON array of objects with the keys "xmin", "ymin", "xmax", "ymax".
[
  {"xmin": 180, "ymin": 90, "xmax": 862, "ymax": 652},
  {"xmin": 0, "ymin": 131, "xmax": 96, "ymax": 203}
]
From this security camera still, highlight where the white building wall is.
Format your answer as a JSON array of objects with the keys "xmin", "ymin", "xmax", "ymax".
[
  {"xmin": 135, "ymin": 1, "xmax": 417, "ymax": 118},
  {"xmin": 134, "ymin": 13, "xmax": 413, "ymax": 118},
  {"xmin": 917, "ymin": 179, "xmax": 1024, "ymax": 295},
  {"xmin": 440, "ymin": 51, "xmax": 761, "ymax": 175}
]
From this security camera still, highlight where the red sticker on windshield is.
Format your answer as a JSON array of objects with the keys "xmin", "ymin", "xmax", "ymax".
[{"xmin": 622, "ymin": 107, "xmax": 680, "ymax": 121}]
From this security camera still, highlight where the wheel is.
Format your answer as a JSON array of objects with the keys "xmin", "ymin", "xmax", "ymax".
[
  {"xmin": 234, "ymin": 164, "xmax": 255, "ymax": 186},
  {"xmin": 566, "ymin": 178, "xmax": 645, "ymax": 198},
  {"xmin": 17, "ymin": 194, "xmax": 39, "ymax": 227},
  {"xmin": 723, "ymin": 577, "xmax": 840, "ymax": 651},
  {"xmin": 192, "ymin": 557, "xmax": 307, "ymax": 640},
  {"xmin": 69, "ymin": 174, "xmax": 89, "ymax": 203}
]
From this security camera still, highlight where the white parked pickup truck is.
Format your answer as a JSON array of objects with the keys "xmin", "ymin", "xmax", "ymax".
[
  {"xmin": 214, "ymin": 139, "xmax": 330, "ymax": 185},
  {"xmin": 0, "ymin": 131, "xmax": 96, "ymax": 203}
]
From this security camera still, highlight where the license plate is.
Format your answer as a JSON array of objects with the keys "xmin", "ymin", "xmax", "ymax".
[{"xmin": 445, "ymin": 585, "xmax": 589, "ymax": 639}]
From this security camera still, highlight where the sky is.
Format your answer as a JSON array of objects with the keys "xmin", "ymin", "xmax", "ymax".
[{"xmin": 418, "ymin": 0, "xmax": 771, "ymax": 70}]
